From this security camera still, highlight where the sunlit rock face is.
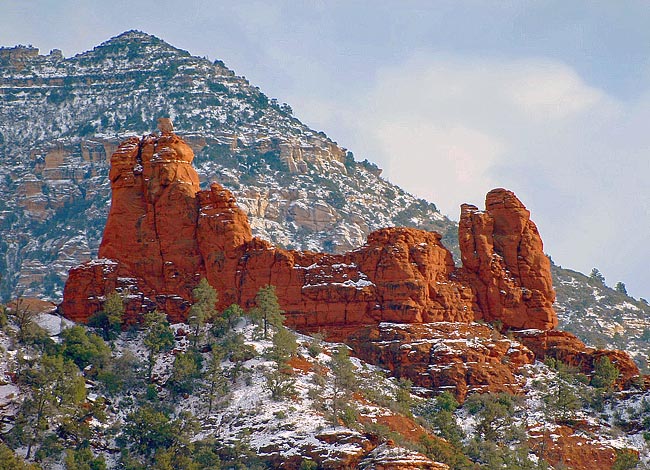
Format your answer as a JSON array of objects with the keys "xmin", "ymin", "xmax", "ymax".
[
  {"xmin": 458, "ymin": 188, "xmax": 558, "ymax": 330},
  {"xmin": 61, "ymin": 123, "xmax": 644, "ymax": 405},
  {"xmin": 62, "ymin": 125, "xmax": 559, "ymax": 333}
]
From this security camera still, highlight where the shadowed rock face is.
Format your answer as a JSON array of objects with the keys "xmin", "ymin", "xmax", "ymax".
[{"xmin": 61, "ymin": 129, "xmax": 557, "ymax": 333}]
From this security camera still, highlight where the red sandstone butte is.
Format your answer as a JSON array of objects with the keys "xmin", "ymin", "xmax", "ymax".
[
  {"xmin": 61, "ymin": 125, "xmax": 556, "ymax": 334},
  {"xmin": 458, "ymin": 189, "xmax": 557, "ymax": 330}
]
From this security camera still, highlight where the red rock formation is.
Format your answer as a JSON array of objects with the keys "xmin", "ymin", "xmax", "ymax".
[
  {"xmin": 62, "ymin": 127, "xmax": 480, "ymax": 327},
  {"xmin": 62, "ymin": 128, "xmax": 557, "ymax": 334},
  {"xmin": 458, "ymin": 188, "xmax": 557, "ymax": 330},
  {"xmin": 514, "ymin": 329, "xmax": 640, "ymax": 388},
  {"xmin": 347, "ymin": 322, "xmax": 535, "ymax": 402},
  {"xmin": 60, "ymin": 124, "xmax": 642, "ymax": 402},
  {"xmin": 529, "ymin": 425, "xmax": 639, "ymax": 470}
]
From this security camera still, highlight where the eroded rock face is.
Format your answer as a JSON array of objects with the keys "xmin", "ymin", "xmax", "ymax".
[
  {"xmin": 515, "ymin": 329, "xmax": 640, "ymax": 388},
  {"xmin": 529, "ymin": 425, "xmax": 639, "ymax": 470},
  {"xmin": 62, "ymin": 129, "xmax": 482, "ymax": 327},
  {"xmin": 61, "ymin": 127, "xmax": 641, "ymax": 403},
  {"xmin": 458, "ymin": 188, "xmax": 557, "ymax": 330},
  {"xmin": 62, "ymin": 131, "xmax": 559, "ymax": 333},
  {"xmin": 347, "ymin": 322, "xmax": 535, "ymax": 402}
]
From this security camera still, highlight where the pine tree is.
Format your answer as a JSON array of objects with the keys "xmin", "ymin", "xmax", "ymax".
[
  {"xmin": 553, "ymin": 379, "xmax": 581, "ymax": 422},
  {"xmin": 143, "ymin": 310, "xmax": 175, "ymax": 379},
  {"xmin": 267, "ymin": 326, "xmax": 298, "ymax": 366},
  {"xmin": 591, "ymin": 356, "xmax": 619, "ymax": 390},
  {"xmin": 188, "ymin": 278, "xmax": 218, "ymax": 349},
  {"xmin": 222, "ymin": 303, "xmax": 243, "ymax": 329},
  {"xmin": 0, "ymin": 442, "xmax": 40, "ymax": 470},
  {"xmin": 88, "ymin": 291, "xmax": 125, "ymax": 341},
  {"xmin": 589, "ymin": 268, "xmax": 606, "ymax": 284},
  {"xmin": 614, "ymin": 282, "xmax": 628, "ymax": 295},
  {"xmin": 169, "ymin": 351, "xmax": 202, "ymax": 395},
  {"xmin": 212, "ymin": 303, "xmax": 243, "ymax": 338},
  {"xmin": 60, "ymin": 325, "xmax": 111, "ymax": 371},
  {"xmin": 264, "ymin": 321, "xmax": 297, "ymax": 400},
  {"xmin": 249, "ymin": 285, "xmax": 284, "ymax": 339},
  {"xmin": 17, "ymin": 354, "xmax": 86, "ymax": 458},
  {"xmin": 394, "ymin": 378, "xmax": 414, "ymax": 417},
  {"xmin": 64, "ymin": 447, "xmax": 107, "ymax": 470},
  {"xmin": 329, "ymin": 345, "xmax": 357, "ymax": 422},
  {"xmin": 205, "ymin": 346, "xmax": 229, "ymax": 413}
]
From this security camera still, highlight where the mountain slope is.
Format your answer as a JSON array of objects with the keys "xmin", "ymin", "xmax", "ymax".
[
  {"xmin": 0, "ymin": 30, "xmax": 451, "ymax": 301},
  {"xmin": 1, "ymin": 30, "xmax": 648, "ymax": 369}
]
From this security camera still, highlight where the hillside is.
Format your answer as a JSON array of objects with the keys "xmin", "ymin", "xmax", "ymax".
[
  {"xmin": 0, "ymin": 302, "xmax": 647, "ymax": 469},
  {"xmin": 0, "ymin": 30, "xmax": 648, "ymax": 369}
]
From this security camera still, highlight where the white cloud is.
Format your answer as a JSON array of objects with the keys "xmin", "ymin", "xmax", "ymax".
[{"xmin": 296, "ymin": 53, "xmax": 647, "ymax": 298}]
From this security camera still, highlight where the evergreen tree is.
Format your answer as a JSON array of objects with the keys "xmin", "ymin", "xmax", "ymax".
[
  {"xmin": 613, "ymin": 449, "xmax": 640, "ymax": 470},
  {"xmin": 0, "ymin": 302, "xmax": 8, "ymax": 330},
  {"xmin": 222, "ymin": 303, "xmax": 244, "ymax": 330},
  {"xmin": 143, "ymin": 310, "xmax": 175, "ymax": 379},
  {"xmin": 591, "ymin": 356, "xmax": 619, "ymax": 390},
  {"xmin": 394, "ymin": 378, "xmax": 413, "ymax": 417},
  {"xmin": 464, "ymin": 393, "xmax": 524, "ymax": 445},
  {"xmin": 249, "ymin": 285, "xmax": 284, "ymax": 339},
  {"xmin": 589, "ymin": 268, "xmax": 606, "ymax": 284},
  {"xmin": 417, "ymin": 391, "xmax": 464, "ymax": 448},
  {"xmin": 88, "ymin": 291, "xmax": 124, "ymax": 341},
  {"xmin": 123, "ymin": 406, "xmax": 199, "ymax": 465},
  {"xmin": 60, "ymin": 325, "xmax": 111, "ymax": 371},
  {"xmin": 329, "ymin": 345, "xmax": 357, "ymax": 422},
  {"xmin": 551, "ymin": 378, "xmax": 581, "ymax": 422},
  {"xmin": 205, "ymin": 346, "xmax": 229, "ymax": 413},
  {"xmin": 614, "ymin": 282, "xmax": 628, "ymax": 295},
  {"xmin": 212, "ymin": 303, "xmax": 243, "ymax": 338},
  {"xmin": 264, "ymin": 325, "xmax": 297, "ymax": 400},
  {"xmin": 542, "ymin": 360, "xmax": 582, "ymax": 422},
  {"xmin": 17, "ymin": 354, "xmax": 86, "ymax": 458},
  {"xmin": 169, "ymin": 351, "xmax": 202, "ymax": 395},
  {"xmin": 188, "ymin": 278, "xmax": 218, "ymax": 349},
  {"xmin": 0, "ymin": 441, "xmax": 40, "ymax": 470},
  {"xmin": 64, "ymin": 447, "xmax": 107, "ymax": 470},
  {"xmin": 123, "ymin": 405, "xmax": 175, "ymax": 458},
  {"xmin": 267, "ymin": 326, "xmax": 298, "ymax": 366}
]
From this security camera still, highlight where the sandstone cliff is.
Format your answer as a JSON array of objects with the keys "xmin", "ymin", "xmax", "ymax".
[
  {"xmin": 459, "ymin": 189, "xmax": 557, "ymax": 330},
  {"xmin": 61, "ymin": 126, "xmax": 554, "ymax": 333},
  {"xmin": 61, "ymin": 125, "xmax": 639, "ymax": 402}
]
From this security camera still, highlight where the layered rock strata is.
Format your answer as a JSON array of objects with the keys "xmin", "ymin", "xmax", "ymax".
[
  {"xmin": 61, "ymin": 125, "xmax": 642, "ymax": 400},
  {"xmin": 61, "ymin": 126, "xmax": 557, "ymax": 333},
  {"xmin": 459, "ymin": 189, "xmax": 557, "ymax": 330}
]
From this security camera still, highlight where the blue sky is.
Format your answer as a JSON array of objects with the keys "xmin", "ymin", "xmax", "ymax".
[{"xmin": 3, "ymin": 1, "xmax": 649, "ymax": 299}]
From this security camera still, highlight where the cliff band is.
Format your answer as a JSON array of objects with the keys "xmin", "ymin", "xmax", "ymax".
[{"xmin": 61, "ymin": 123, "xmax": 558, "ymax": 332}]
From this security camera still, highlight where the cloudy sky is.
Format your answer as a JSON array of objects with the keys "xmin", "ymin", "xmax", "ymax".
[{"xmin": 3, "ymin": 1, "xmax": 649, "ymax": 299}]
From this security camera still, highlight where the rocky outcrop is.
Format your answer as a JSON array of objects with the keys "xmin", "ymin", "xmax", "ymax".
[
  {"xmin": 61, "ymin": 125, "xmax": 644, "ymax": 402},
  {"xmin": 61, "ymin": 127, "xmax": 559, "ymax": 334},
  {"xmin": 358, "ymin": 444, "xmax": 448, "ymax": 470},
  {"xmin": 515, "ymin": 329, "xmax": 640, "ymax": 388},
  {"xmin": 347, "ymin": 322, "xmax": 535, "ymax": 401},
  {"xmin": 63, "ymin": 126, "xmax": 483, "ymax": 327},
  {"xmin": 529, "ymin": 425, "xmax": 640, "ymax": 470},
  {"xmin": 459, "ymin": 189, "xmax": 557, "ymax": 330}
]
